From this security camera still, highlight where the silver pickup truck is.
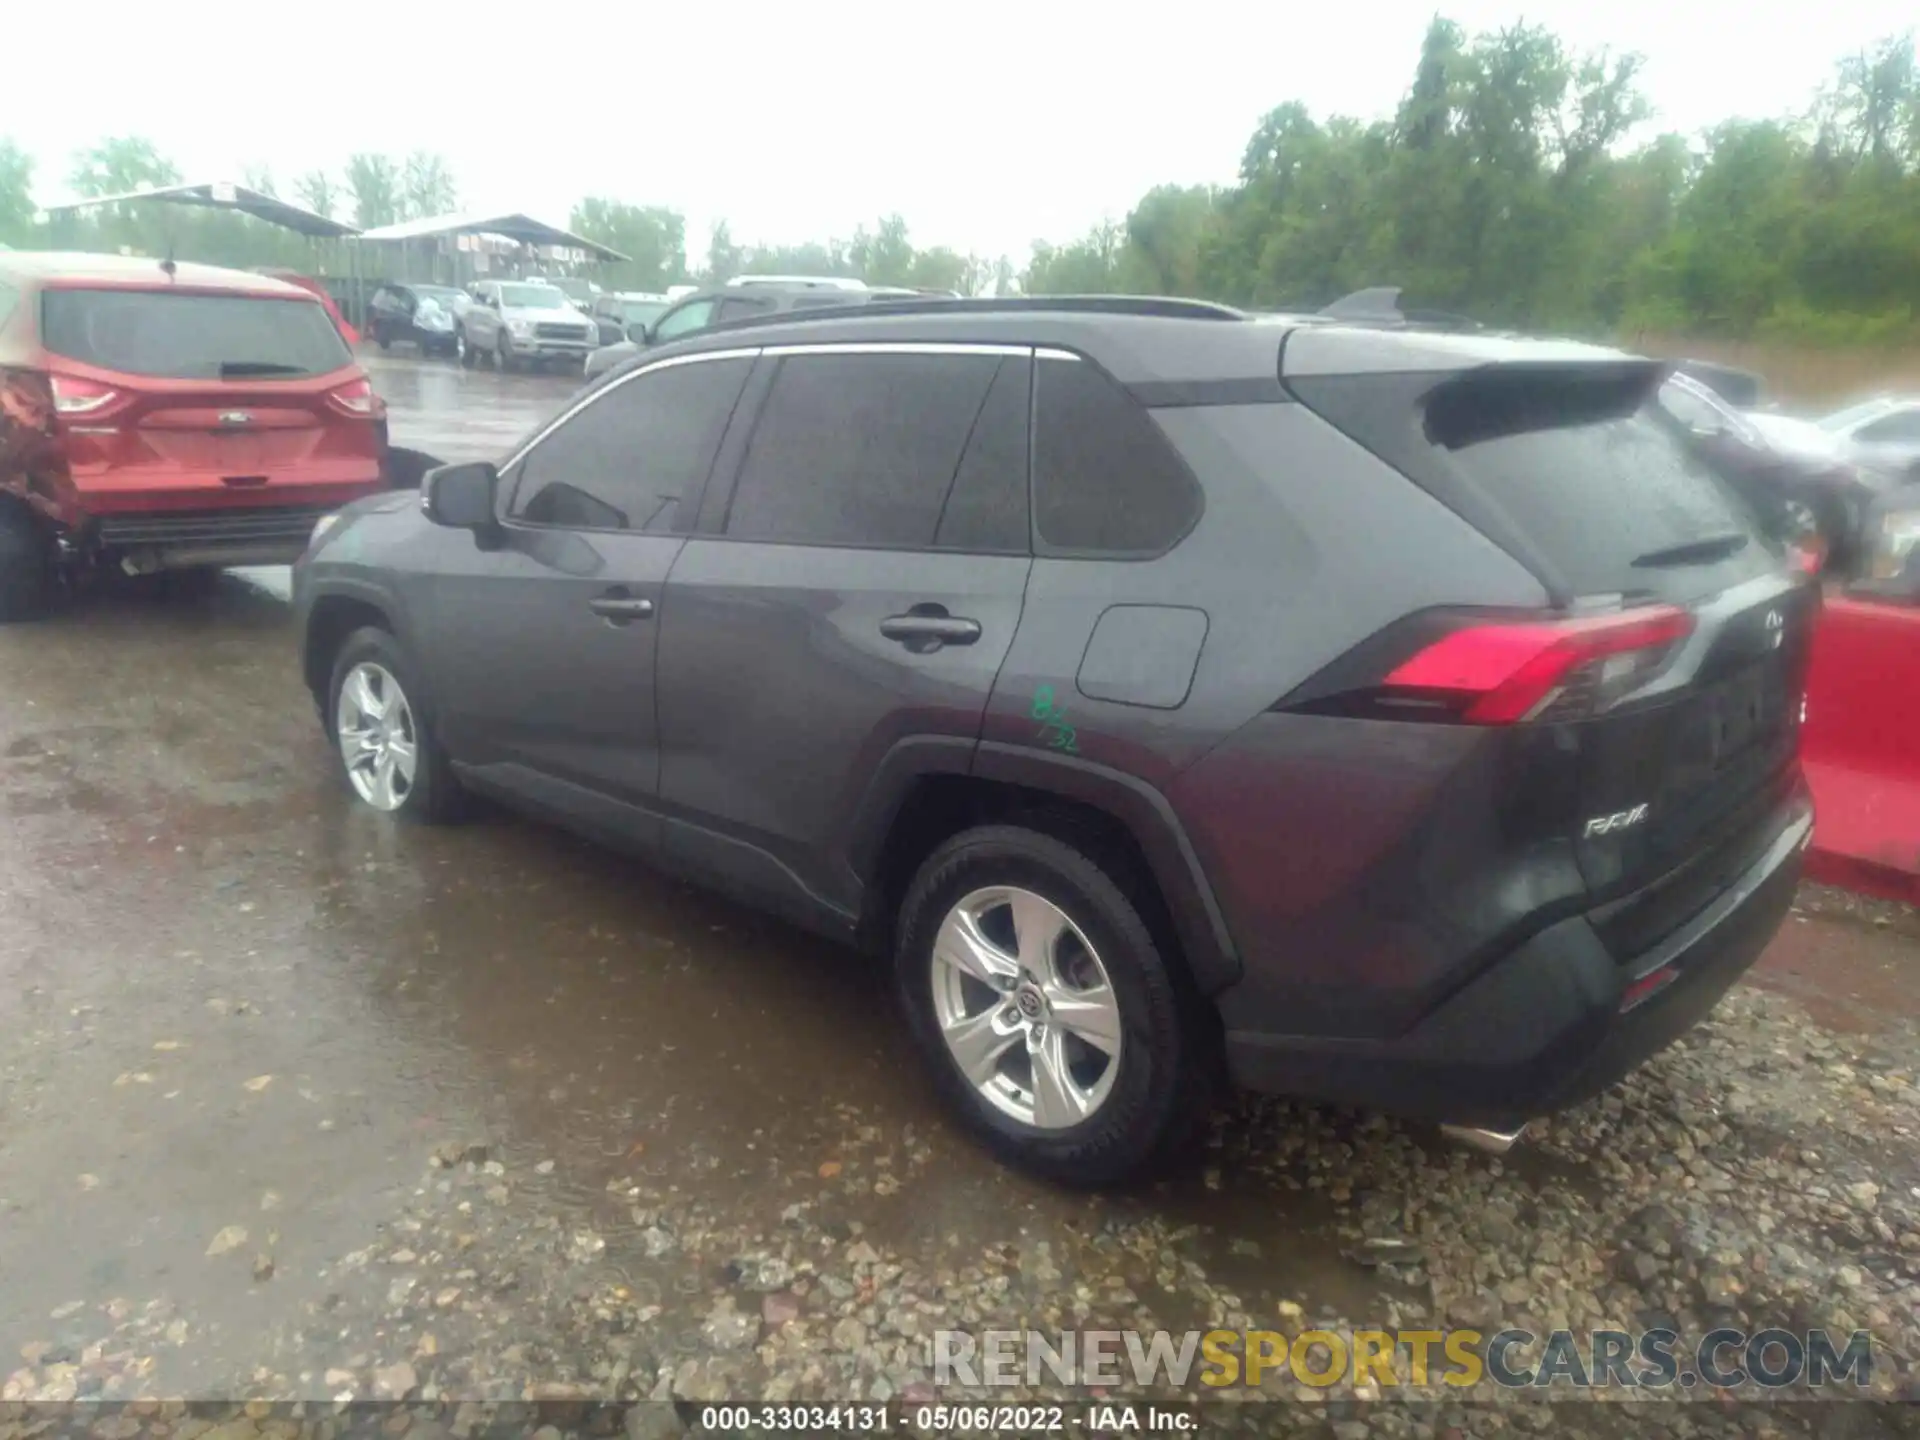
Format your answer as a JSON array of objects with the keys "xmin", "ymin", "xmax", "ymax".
[{"xmin": 458, "ymin": 280, "xmax": 598, "ymax": 373}]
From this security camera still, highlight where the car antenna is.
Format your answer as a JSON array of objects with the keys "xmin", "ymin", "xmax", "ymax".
[{"xmin": 160, "ymin": 233, "xmax": 177, "ymax": 281}]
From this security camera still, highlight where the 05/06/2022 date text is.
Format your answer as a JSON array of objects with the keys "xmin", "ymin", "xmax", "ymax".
[{"xmin": 695, "ymin": 1403, "xmax": 1200, "ymax": 1432}]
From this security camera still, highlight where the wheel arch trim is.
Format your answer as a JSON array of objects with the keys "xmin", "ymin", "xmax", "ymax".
[{"xmin": 844, "ymin": 736, "xmax": 1241, "ymax": 995}]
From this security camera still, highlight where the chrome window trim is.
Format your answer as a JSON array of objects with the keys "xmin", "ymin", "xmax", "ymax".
[
  {"xmin": 502, "ymin": 339, "xmax": 1041, "ymax": 536},
  {"xmin": 758, "ymin": 341, "xmax": 1034, "ymax": 359}
]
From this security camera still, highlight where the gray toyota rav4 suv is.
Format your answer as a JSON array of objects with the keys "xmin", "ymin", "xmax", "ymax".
[{"xmin": 293, "ymin": 297, "xmax": 1816, "ymax": 1185}]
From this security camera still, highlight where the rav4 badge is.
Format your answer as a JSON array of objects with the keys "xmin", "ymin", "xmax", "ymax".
[{"xmin": 1584, "ymin": 804, "xmax": 1650, "ymax": 837}]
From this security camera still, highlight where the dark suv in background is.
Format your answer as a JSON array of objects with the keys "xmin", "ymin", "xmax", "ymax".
[
  {"xmin": 294, "ymin": 297, "xmax": 1814, "ymax": 1184},
  {"xmin": 582, "ymin": 281, "xmax": 930, "ymax": 379}
]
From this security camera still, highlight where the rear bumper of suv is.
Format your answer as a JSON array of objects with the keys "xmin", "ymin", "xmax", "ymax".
[
  {"xmin": 81, "ymin": 504, "xmax": 346, "ymax": 570},
  {"xmin": 1223, "ymin": 785, "xmax": 1812, "ymax": 1128}
]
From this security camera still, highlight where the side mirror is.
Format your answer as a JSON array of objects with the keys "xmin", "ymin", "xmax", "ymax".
[
  {"xmin": 422, "ymin": 461, "xmax": 500, "ymax": 533},
  {"xmin": 626, "ymin": 323, "xmax": 651, "ymax": 346}
]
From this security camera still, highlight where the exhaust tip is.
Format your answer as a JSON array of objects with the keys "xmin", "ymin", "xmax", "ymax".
[{"xmin": 1439, "ymin": 1121, "xmax": 1531, "ymax": 1155}]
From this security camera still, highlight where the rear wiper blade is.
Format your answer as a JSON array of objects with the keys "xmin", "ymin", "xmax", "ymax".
[
  {"xmin": 218, "ymin": 361, "xmax": 306, "ymax": 377},
  {"xmin": 1631, "ymin": 532, "xmax": 1750, "ymax": 568}
]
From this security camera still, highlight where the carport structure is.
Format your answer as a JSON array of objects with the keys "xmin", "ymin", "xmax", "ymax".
[
  {"xmin": 42, "ymin": 178, "xmax": 368, "ymax": 324},
  {"xmin": 41, "ymin": 178, "xmax": 362, "ymax": 243},
  {"xmin": 354, "ymin": 211, "xmax": 628, "ymax": 294}
]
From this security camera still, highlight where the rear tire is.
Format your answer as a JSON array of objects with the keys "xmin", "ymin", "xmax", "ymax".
[
  {"xmin": 893, "ymin": 824, "xmax": 1215, "ymax": 1187},
  {"xmin": 325, "ymin": 626, "xmax": 466, "ymax": 824},
  {"xmin": 0, "ymin": 502, "xmax": 55, "ymax": 623}
]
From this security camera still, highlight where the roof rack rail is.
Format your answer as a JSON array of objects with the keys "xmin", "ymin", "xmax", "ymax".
[
  {"xmin": 1320, "ymin": 286, "xmax": 1483, "ymax": 333},
  {"xmin": 694, "ymin": 293, "xmax": 1247, "ymax": 338}
]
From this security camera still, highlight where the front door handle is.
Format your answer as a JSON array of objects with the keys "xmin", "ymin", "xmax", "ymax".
[
  {"xmin": 589, "ymin": 591, "xmax": 654, "ymax": 623},
  {"xmin": 880, "ymin": 607, "xmax": 981, "ymax": 651}
]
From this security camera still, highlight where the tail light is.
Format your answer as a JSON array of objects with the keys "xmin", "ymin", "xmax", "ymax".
[
  {"xmin": 327, "ymin": 377, "xmax": 382, "ymax": 418},
  {"xmin": 49, "ymin": 374, "xmax": 119, "ymax": 415},
  {"xmin": 1282, "ymin": 605, "xmax": 1694, "ymax": 726}
]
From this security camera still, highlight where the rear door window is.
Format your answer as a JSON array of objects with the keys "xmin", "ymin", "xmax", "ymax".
[
  {"xmin": 1292, "ymin": 365, "xmax": 1773, "ymax": 601},
  {"xmin": 715, "ymin": 295, "xmax": 775, "ymax": 325},
  {"xmin": 722, "ymin": 350, "xmax": 1010, "ymax": 549},
  {"xmin": 40, "ymin": 288, "xmax": 353, "ymax": 379},
  {"xmin": 935, "ymin": 355, "xmax": 1031, "ymax": 553}
]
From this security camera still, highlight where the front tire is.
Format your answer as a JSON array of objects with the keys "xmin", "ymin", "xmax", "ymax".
[
  {"xmin": 457, "ymin": 330, "xmax": 475, "ymax": 368},
  {"xmin": 0, "ymin": 502, "xmax": 55, "ymax": 623},
  {"xmin": 325, "ymin": 626, "xmax": 465, "ymax": 823},
  {"xmin": 893, "ymin": 824, "xmax": 1214, "ymax": 1186},
  {"xmin": 495, "ymin": 334, "xmax": 516, "ymax": 373}
]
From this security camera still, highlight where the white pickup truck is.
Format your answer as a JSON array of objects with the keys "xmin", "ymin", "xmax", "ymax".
[{"xmin": 458, "ymin": 280, "xmax": 597, "ymax": 373}]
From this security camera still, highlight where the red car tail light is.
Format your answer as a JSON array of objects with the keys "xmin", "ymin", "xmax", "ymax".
[
  {"xmin": 1282, "ymin": 605, "xmax": 1695, "ymax": 726},
  {"xmin": 1383, "ymin": 607, "xmax": 1694, "ymax": 724},
  {"xmin": 49, "ymin": 374, "xmax": 119, "ymax": 415},
  {"xmin": 327, "ymin": 377, "xmax": 381, "ymax": 418}
]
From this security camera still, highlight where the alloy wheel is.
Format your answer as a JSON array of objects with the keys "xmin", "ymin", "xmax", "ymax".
[
  {"xmin": 335, "ymin": 662, "xmax": 419, "ymax": 812},
  {"xmin": 928, "ymin": 886, "xmax": 1123, "ymax": 1129}
]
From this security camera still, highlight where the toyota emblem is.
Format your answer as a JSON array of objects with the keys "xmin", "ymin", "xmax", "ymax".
[{"xmin": 218, "ymin": 410, "xmax": 253, "ymax": 426}]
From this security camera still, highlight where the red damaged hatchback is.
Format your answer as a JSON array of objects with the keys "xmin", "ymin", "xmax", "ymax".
[{"xmin": 0, "ymin": 251, "xmax": 389, "ymax": 620}]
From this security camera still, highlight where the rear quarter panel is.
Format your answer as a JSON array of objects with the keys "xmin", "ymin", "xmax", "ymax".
[
  {"xmin": 981, "ymin": 402, "xmax": 1546, "ymax": 783},
  {"xmin": 982, "ymin": 400, "xmax": 1552, "ymax": 1028}
]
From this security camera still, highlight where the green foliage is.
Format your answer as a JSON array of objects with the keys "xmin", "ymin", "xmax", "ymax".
[
  {"xmin": 70, "ymin": 137, "xmax": 179, "ymax": 198},
  {"xmin": 569, "ymin": 199, "xmax": 687, "ymax": 290},
  {"xmin": 0, "ymin": 140, "xmax": 34, "ymax": 246},
  {"xmin": 344, "ymin": 153, "xmax": 402, "ymax": 229},
  {"xmin": 1042, "ymin": 21, "xmax": 1920, "ymax": 342},
  {"xmin": 5, "ymin": 20, "xmax": 1919, "ymax": 336}
]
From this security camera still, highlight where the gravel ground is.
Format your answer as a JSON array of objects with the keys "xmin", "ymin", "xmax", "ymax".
[{"xmin": 8, "ymin": 981, "xmax": 1918, "ymax": 1438}]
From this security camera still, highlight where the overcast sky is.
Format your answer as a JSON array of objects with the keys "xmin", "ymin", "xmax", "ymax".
[{"xmin": 7, "ymin": 0, "xmax": 1913, "ymax": 260}]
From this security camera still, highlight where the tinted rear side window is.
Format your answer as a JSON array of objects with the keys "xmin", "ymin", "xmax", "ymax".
[
  {"xmin": 935, "ymin": 356, "xmax": 1031, "ymax": 553},
  {"xmin": 1292, "ymin": 365, "xmax": 1772, "ymax": 601},
  {"xmin": 715, "ymin": 295, "xmax": 775, "ymax": 324},
  {"xmin": 1033, "ymin": 355, "xmax": 1201, "ymax": 554},
  {"xmin": 724, "ymin": 351, "xmax": 1004, "ymax": 548},
  {"xmin": 40, "ymin": 288, "xmax": 353, "ymax": 380}
]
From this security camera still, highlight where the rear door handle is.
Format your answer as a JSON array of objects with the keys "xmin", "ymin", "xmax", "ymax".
[
  {"xmin": 589, "ymin": 593, "xmax": 654, "ymax": 623},
  {"xmin": 879, "ymin": 612, "xmax": 981, "ymax": 648}
]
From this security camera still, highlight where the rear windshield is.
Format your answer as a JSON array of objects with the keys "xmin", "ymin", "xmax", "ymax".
[
  {"xmin": 1292, "ymin": 364, "xmax": 1774, "ymax": 601},
  {"xmin": 41, "ymin": 288, "xmax": 353, "ymax": 380}
]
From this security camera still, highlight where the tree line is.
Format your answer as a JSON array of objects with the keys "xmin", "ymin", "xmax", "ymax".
[{"xmin": 4, "ymin": 19, "xmax": 1918, "ymax": 343}]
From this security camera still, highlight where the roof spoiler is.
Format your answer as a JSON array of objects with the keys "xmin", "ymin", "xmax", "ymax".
[{"xmin": 1320, "ymin": 287, "xmax": 1483, "ymax": 332}]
